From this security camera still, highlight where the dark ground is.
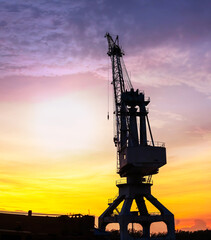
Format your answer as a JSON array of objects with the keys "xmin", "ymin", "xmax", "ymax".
[{"xmin": 105, "ymin": 229, "xmax": 211, "ymax": 240}]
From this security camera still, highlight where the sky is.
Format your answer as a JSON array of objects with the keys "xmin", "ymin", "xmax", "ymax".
[{"xmin": 0, "ymin": 0, "xmax": 210, "ymax": 233}]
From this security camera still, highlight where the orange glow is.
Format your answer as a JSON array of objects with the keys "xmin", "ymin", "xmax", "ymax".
[{"xmin": 0, "ymin": 81, "xmax": 210, "ymax": 232}]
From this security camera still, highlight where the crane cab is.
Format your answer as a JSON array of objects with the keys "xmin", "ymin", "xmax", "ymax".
[{"xmin": 118, "ymin": 144, "xmax": 166, "ymax": 177}]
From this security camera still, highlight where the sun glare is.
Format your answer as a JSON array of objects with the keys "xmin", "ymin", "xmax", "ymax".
[{"xmin": 33, "ymin": 95, "xmax": 97, "ymax": 153}]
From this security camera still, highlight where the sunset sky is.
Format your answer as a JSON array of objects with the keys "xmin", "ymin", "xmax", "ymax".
[{"xmin": 0, "ymin": 0, "xmax": 210, "ymax": 232}]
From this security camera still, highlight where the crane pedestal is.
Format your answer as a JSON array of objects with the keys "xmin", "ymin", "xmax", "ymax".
[{"xmin": 99, "ymin": 178, "xmax": 175, "ymax": 240}]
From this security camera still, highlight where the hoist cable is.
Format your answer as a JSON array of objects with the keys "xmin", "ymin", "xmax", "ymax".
[{"xmin": 107, "ymin": 57, "xmax": 110, "ymax": 120}]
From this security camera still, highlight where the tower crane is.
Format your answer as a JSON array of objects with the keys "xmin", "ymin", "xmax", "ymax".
[{"xmin": 99, "ymin": 33, "xmax": 175, "ymax": 240}]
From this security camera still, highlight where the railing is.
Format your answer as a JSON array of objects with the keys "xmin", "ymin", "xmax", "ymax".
[
  {"xmin": 145, "ymin": 96, "xmax": 150, "ymax": 102},
  {"xmin": 147, "ymin": 141, "xmax": 165, "ymax": 147},
  {"xmin": 150, "ymin": 212, "xmax": 161, "ymax": 216},
  {"xmin": 108, "ymin": 198, "xmax": 115, "ymax": 205},
  {"xmin": 116, "ymin": 177, "xmax": 153, "ymax": 186},
  {"xmin": 0, "ymin": 210, "xmax": 59, "ymax": 217},
  {"xmin": 108, "ymin": 194, "xmax": 118, "ymax": 205},
  {"xmin": 0, "ymin": 211, "xmax": 91, "ymax": 219},
  {"xmin": 117, "ymin": 156, "xmax": 120, "ymax": 173},
  {"xmin": 116, "ymin": 178, "xmax": 127, "ymax": 185}
]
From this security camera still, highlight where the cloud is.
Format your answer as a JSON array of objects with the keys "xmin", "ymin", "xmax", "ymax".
[
  {"xmin": 175, "ymin": 219, "xmax": 180, "ymax": 225},
  {"xmin": 0, "ymin": 2, "xmax": 210, "ymax": 60},
  {"xmin": 0, "ymin": 72, "xmax": 104, "ymax": 101},
  {"xmin": 143, "ymin": 84, "xmax": 211, "ymax": 148},
  {"xmin": 0, "ymin": 0, "xmax": 210, "ymax": 97},
  {"xmin": 181, "ymin": 219, "xmax": 209, "ymax": 231}
]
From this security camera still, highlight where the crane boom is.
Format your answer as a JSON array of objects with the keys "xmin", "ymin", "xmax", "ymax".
[{"xmin": 105, "ymin": 33, "xmax": 131, "ymax": 151}]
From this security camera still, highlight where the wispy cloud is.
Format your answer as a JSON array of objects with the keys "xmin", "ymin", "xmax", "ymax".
[
  {"xmin": 0, "ymin": 72, "xmax": 104, "ymax": 101},
  {"xmin": 0, "ymin": 0, "xmax": 210, "ymax": 96}
]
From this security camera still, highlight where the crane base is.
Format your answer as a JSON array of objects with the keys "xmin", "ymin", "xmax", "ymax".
[{"xmin": 99, "ymin": 181, "xmax": 175, "ymax": 240}]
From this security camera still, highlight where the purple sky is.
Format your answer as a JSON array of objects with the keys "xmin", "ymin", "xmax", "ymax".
[{"xmin": 0, "ymin": 0, "xmax": 210, "ymax": 82}]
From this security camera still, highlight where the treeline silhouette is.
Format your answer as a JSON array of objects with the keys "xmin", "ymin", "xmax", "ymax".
[
  {"xmin": 108, "ymin": 229, "xmax": 211, "ymax": 240},
  {"xmin": 175, "ymin": 229, "xmax": 211, "ymax": 240}
]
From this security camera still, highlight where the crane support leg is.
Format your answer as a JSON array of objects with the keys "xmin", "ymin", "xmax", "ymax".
[{"xmin": 98, "ymin": 181, "xmax": 175, "ymax": 240}]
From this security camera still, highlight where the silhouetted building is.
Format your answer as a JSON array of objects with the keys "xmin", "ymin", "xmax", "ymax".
[{"xmin": 0, "ymin": 212, "xmax": 94, "ymax": 240}]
